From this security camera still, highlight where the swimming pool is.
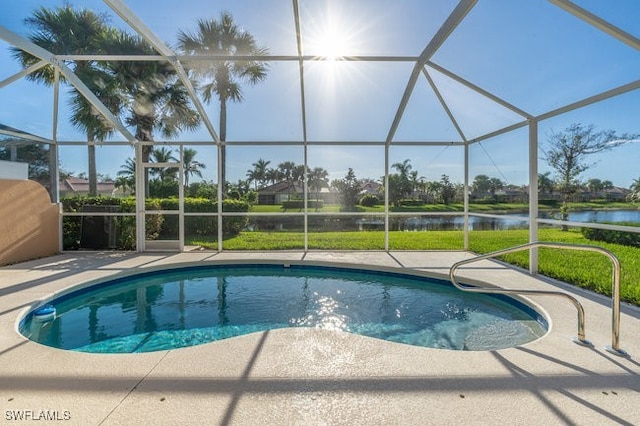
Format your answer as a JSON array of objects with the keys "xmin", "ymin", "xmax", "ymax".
[{"xmin": 19, "ymin": 263, "xmax": 547, "ymax": 353}]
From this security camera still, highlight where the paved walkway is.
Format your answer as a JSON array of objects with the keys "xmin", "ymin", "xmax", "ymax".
[{"xmin": 1, "ymin": 251, "xmax": 639, "ymax": 425}]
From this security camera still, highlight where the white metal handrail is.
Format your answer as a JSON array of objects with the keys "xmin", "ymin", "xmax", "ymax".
[{"xmin": 449, "ymin": 241, "xmax": 628, "ymax": 357}]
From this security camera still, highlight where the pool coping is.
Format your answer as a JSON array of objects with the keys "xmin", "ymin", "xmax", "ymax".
[
  {"xmin": 17, "ymin": 260, "xmax": 551, "ymax": 354},
  {"xmin": 1, "ymin": 250, "xmax": 639, "ymax": 425}
]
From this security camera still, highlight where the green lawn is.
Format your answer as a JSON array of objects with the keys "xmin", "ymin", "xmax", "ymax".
[{"xmin": 189, "ymin": 228, "xmax": 640, "ymax": 305}]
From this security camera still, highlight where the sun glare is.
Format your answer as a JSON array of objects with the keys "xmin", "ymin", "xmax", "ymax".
[
  {"xmin": 314, "ymin": 28, "xmax": 349, "ymax": 61},
  {"xmin": 305, "ymin": 8, "xmax": 355, "ymax": 62}
]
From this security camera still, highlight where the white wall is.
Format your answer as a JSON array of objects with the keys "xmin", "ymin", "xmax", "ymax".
[{"xmin": 0, "ymin": 160, "xmax": 28, "ymax": 179}]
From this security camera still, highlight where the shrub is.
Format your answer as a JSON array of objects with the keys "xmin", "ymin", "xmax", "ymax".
[
  {"xmin": 282, "ymin": 200, "xmax": 303, "ymax": 210},
  {"xmin": 61, "ymin": 196, "xmax": 248, "ymax": 249},
  {"xmin": 220, "ymin": 199, "xmax": 250, "ymax": 236},
  {"xmin": 62, "ymin": 217, "xmax": 81, "ymax": 250},
  {"xmin": 360, "ymin": 194, "xmax": 379, "ymax": 207},
  {"xmin": 118, "ymin": 197, "xmax": 163, "ymax": 247},
  {"xmin": 398, "ymin": 198, "xmax": 423, "ymax": 207},
  {"xmin": 539, "ymin": 199, "xmax": 560, "ymax": 207},
  {"xmin": 282, "ymin": 199, "xmax": 324, "ymax": 210},
  {"xmin": 158, "ymin": 198, "xmax": 249, "ymax": 237},
  {"xmin": 581, "ymin": 224, "xmax": 640, "ymax": 247}
]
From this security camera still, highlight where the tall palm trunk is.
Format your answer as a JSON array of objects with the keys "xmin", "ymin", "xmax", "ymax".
[
  {"xmin": 133, "ymin": 108, "xmax": 155, "ymax": 196},
  {"xmin": 220, "ymin": 97, "xmax": 227, "ymax": 198},
  {"xmin": 88, "ymin": 133, "xmax": 97, "ymax": 196}
]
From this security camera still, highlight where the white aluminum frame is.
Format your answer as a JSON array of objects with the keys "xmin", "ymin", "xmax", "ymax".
[{"xmin": 0, "ymin": 0, "xmax": 638, "ymax": 257}]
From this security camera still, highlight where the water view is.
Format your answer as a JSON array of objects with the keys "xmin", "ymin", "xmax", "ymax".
[{"xmin": 398, "ymin": 209, "xmax": 640, "ymax": 231}]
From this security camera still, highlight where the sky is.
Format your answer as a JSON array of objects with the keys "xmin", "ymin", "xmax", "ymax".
[{"xmin": 1, "ymin": 0, "xmax": 639, "ymax": 188}]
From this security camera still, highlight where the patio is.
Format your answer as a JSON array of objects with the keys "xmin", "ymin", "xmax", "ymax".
[
  {"xmin": 1, "ymin": 1, "xmax": 640, "ymax": 423},
  {"xmin": 2, "ymin": 251, "xmax": 639, "ymax": 425}
]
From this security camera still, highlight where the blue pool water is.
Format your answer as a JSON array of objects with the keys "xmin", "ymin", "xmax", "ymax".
[{"xmin": 20, "ymin": 264, "xmax": 547, "ymax": 353}]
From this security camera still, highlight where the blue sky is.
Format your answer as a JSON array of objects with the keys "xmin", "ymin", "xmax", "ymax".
[{"xmin": 1, "ymin": 0, "xmax": 639, "ymax": 187}]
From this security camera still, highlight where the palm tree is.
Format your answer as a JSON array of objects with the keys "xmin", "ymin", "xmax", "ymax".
[
  {"xmin": 266, "ymin": 168, "xmax": 280, "ymax": 185},
  {"xmin": 106, "ymin": 31, "xmax": 200, "ymax": 193},
  {"xmin": 586, "ymin": 178, "xmax": 603, "ymax": 195},
  {"xmin": 246, "ymin": 158, "xmax": 271, "ymax": 189},
  {"xmin": 628, "ymin": 178, "xmax": 640, "ymax": 203},
  {"xmin": 308, "ymin": 167, "xmax": 329, "ymax": 202},
  {"xmin": 293, "ymin": 164, "xmax": 306, "ymax": 186},
  {"xmin": 115, "ymin": 175, "xmax": 133, "ymax": 196},
  {"xmin": 538, "ymin": 172, "xmax": 555, "ymax": 196},
  {"xmin": 488, "ymin": 177, "xmax": 504, "ymax": 197},
  {"xmin": 177, "ymin": 11, "xmax": 269, "ymax": 194},
  {"xmin": 149, "ymin": 147, "xmax": 178, "ymax": 181},
  {"xmin": 409, "ymin": 170, "xmax": 419, "ymax": 195},
  {"xmin": 12, "ymin": 5, "xmax": 120, "ymax": 196},
  {"xmin": 183, "ymin": 148, "xmax": 205, "ymax": 189},
  {"xmin": 278, "ymin": 161, "xmax": 296, "ymax": 198},
  {"xmin": 392, "ymin": 159, "xmax": 412, "ymax": 177},
  {"xmin": 117, "ymin": 157, "xmax": 136, "ymax": 195},
  {"xmin": 391, "ymin": 159, "xmax": 413, "ymax": 199},
  {"xmin": 118, "ymin": 157, "xmax": 136, "ymax": 177}
]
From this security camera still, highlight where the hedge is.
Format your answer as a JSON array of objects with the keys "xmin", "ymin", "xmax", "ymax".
[
  {"xmin": 61, "ymin": 196, "xmax": 249, "ymax": 250},
  {"xmin": 360, "ymin": 194, "xmax": 379, "ymax": 207},
  {"xmin": 581, "ymin": 223, "xmax": 640, "ymax": 247},
  {"xmin": 282, "ymin": 199, "xmax": 324, "ymax": 210},
  {"xmin": 398, "ymin": 198, "xmax": 423, "ymax": 207}
]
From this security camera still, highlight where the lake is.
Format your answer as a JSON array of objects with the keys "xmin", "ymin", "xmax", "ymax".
[{"xmin": 398, "ymin": 209, "xmax": 640, "ymax": 231}]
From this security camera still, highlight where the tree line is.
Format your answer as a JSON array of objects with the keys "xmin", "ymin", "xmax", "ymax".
[
  {"xmin": 7, "ymin": 7, "xmax": 639, "ymax": 214},
  {"xmin": 12, "ymin": 5, "xmax": 267, "ymax": 196}
]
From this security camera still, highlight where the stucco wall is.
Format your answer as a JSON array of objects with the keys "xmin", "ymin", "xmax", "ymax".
[{"xmin": 0, "ymin": 179, "xmax": 59, "ymax": 266}]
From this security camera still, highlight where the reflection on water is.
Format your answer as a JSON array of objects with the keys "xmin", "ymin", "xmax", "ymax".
[
  {"xmin": 386, "ymin": 209, "xmax": 640, "ymax": 232},
  {"xmin": 538, "ymin": 209, "xmax": 640, "ymax": 224},
  {"xmin": 397, "ymin": 216, "xmax": 528, "ymax": 231},
  {"xmin": 21, "ymin": 266, "xmax": 546, "ymax": 353},
  {"xmin": 250, "ymin": 209, "xmax": 639, "ymax": 233}
]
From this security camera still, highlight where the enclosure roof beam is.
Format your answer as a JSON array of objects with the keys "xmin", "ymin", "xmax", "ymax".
[
  {"xmin": 426, "ymin": 61, "xmax": 533, "ymax": 119},
  {"xmin": 385, "ymin": 0, "xmax": 477, "ymax": 146},
  {"xmin": 549, "ymin": 0, "xmax": 640, "ymax": 52},
  {"xmin": 0, "ymin": 124, "xmax": 51, "ymax": 144},
  {"xmin": 57, "ymin": 54, "xmax": 420, "ymax": 62},
  {"xmin": 536, "ymin": 79, "xmax": 640, "ymax": 122},
  {"xmin": 103, "ymin": 0, "xmax": 221, "ymax": 144},
  {"xmin": 468, "ymin": 120, "xmax": 530, "ymax": 145},
  {"xmin": 0, "ymin": 26, "xmax": 135, "ymax": 143},
  {"xmin": 0, "ymin": 60, "xmax": 48, "ymax": 89},
  {"xmin": 292, "ymin": 0, "xmax": 308, "ymax": 144},
  {"xmin": 422, "ymin": 67, "xmax": 468, "ymax": 143}
]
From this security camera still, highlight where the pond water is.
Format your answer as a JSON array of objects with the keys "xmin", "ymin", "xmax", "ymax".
[{"xmin": 398, "ymin": 209, "xmax": 640, "ymax": 231}]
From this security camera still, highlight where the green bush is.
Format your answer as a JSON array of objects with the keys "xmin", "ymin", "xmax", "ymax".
[
  {"xmin": 282, "ymin": 200, "xmax": 303, "ymax": 210},
  {"xmin": 360, "ymin": 194, "xmax": 379, "ymax": 207},
  {"xmin": 61, "ymin": 195, "xmax": 121, "ymax": 211},
  {"xmin": 282, "ymin": 199, "xmax": 324, "ymax": 210},
  {"xmin": 61, "ymin": 196, "xmax": 248, "ymax": 249},
  {"xmin": 398, "ymin": 198, "xmax": 423, "ymax": 207},
  {"xmin": 221, "ymin": 199, "xmax": 250, "ymax": 236},
  {"xmin": 539, "ymin": 199, "xmax": 560, "ymax": 207},
  {"xmin": 155, "ymin": 198, "xmax": 249, "ymax": 238},
  {"xmin": 61, "ymin": 196, "xmax": 141, "ymax": 250},
  {"xmin": 581, "ymin": 223, "xmax": 640, "ymax": 247},
  {"xmin": 62, "ymin": 217, "xmax": 81, "ymax": 249}
]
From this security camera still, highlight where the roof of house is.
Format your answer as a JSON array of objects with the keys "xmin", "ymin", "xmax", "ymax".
[
  {"xmin": 61, "ymin": 178, "xmax": 115, "ymax": 193},
  {"xmin": 258, "ymin": 181, "xmax": 303, "ymax": 194}
]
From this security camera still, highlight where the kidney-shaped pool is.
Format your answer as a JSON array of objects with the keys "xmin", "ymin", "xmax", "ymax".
[{"xmin": 19, "ymin": 264, "xmax": 548, "ymax": 353}]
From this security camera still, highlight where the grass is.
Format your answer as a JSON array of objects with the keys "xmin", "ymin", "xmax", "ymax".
[
  {"xmin": 189, "ymin": 227, "xmax": 640, "ymax": 305},
  {"xmin": 469, "ymin": 228, "xmax": 640, "ymax": 305}
]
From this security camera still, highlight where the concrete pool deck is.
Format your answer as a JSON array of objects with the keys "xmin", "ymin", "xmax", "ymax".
[{"xmin": 0, "ymin": 250, "xmax": 639, "ymax": 425}]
